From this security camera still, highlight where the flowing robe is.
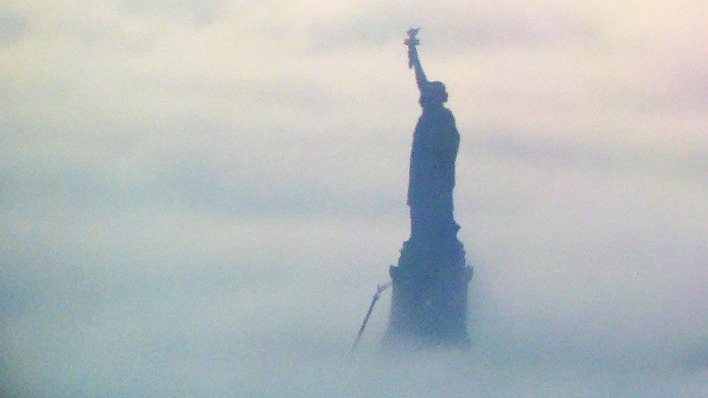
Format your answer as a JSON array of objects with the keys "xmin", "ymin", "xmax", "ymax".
[{"xmin": 407, "ymin": 103, "xmax": 460, "ymax": 238}]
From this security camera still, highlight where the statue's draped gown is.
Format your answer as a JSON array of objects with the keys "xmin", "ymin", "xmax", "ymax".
[{"xmin": 408, "ymin": 94, "xmax": 460, "ymax": 239}]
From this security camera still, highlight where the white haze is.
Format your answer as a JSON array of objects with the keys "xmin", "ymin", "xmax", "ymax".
[{"xmin": 1, "ymin": 1, "xmax": 707, "ymax": 397}]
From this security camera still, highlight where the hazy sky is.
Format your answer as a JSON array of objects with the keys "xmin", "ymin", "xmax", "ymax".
[{"xmin": 1, "ymin": 1, "xmax": 706, "ymax": 397}]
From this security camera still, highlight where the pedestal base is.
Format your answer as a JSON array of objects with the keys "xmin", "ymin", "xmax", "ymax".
[{"xmin": 383, "ymin": 235, "xmax": 472, "ymax": 349}]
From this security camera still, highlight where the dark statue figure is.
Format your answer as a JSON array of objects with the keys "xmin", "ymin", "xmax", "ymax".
[{"xmin": 384, "ymin": 29, "xmax": 473, "ymax": 348}]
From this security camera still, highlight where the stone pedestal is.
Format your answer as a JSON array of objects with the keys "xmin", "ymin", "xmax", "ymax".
[{"xmin": 384, "ymin": 233, "xmax": 472, "ymax": 348}]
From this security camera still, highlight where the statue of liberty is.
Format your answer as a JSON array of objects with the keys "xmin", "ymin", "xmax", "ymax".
[
  {"xmin": 404, "ymin": 28, "xmax": 460, "ymax": 241},
  {"xmin": 384, "ymin": 29, "xmax": 472, "ymax": 348}
]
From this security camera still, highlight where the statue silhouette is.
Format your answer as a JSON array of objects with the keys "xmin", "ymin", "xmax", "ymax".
[
  {"xmin": 405, "ymin": 29, "xmax": 460, "ymax": 240},
  {"xmin": 384, "ymin": 29, "xmax": 472, "ymax": 349}
]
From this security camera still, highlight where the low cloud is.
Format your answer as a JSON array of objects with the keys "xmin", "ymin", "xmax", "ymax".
[{"xmin": 1, "ymin": 1, "xmax": 706, "ymax": 396}]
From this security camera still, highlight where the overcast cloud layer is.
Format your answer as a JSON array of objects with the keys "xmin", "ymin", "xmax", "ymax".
[{"xmin": 1, "ymin": 1, "xmax": 707, "ymax": 397}]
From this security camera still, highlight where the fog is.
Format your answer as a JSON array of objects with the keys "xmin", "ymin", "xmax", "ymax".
[{"xmin": 1, "ymin": 1, "xmax": 706, "ymax": 397}]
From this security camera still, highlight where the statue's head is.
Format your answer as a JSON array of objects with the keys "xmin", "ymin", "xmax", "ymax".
[{"xmin": 420, "ymin": 81, "xmax": 448, "ymax": 107}]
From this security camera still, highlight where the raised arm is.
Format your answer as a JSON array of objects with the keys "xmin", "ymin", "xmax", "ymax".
[
  {"xmin": 405, "ymin": 28, "xmax": 429, "ymax": 96},
  {"xmin": 408, "ymin": 45, "xmax": 429, "ymax": 94}
]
